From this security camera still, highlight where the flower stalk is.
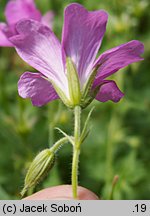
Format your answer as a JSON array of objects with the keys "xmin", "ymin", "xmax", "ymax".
[
  {"xmin": 50, "ymin": 137, "xmax": 69, "ymax": 153},
  {"xmin": 72, "ymin": 105, "xmax": 81, "ymax": 199}
]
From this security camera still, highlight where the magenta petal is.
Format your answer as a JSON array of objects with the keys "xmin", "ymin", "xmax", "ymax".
[
  {"xmin": 5, "ymin": 0, "xmax": 41, "ymax": 25},
  {"xmin": 18, "ymin": 72, "xmax": 59, "ymax": 106},
  {"xmin": 95, "ymin": 80, "xmax": 124, "ymax": 103},
  {"xmin": 62, "ymin": 3, "xmax": 108, "ymax": 85},
  {"xmin": 0, "ymin": 23, "xmax": 13, "ymax": 47},
  {"xmin": 42, "ymin": 11, "xmax": 54, "ymax": 29},
  {"xmin": 94, "ymin": 40, "xmax": 144, "ymax": 86},
  {"xmin": 9, "ymin": 19, "xmax": 68, "ymax": 93}
]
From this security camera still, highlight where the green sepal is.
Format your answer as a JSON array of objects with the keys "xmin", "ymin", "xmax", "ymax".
[
  {"xmin": 80, "ymin": 107, "xmax": 94, "ymax": 144},
  {"xmin": 66, "ymin": 57, "xmax": 81, "ymax": 106},
  {"xmin": 42, "ymin": 76, "xmax": 73, "ymax": 108},
  {"xmin": 82, "ymin": 67, "xmax": 98, "ymax": 98},
  {"xmin": 51, "ymin": 80, "xmax": 73, "ymax": 108},
  {"xmin": 21, "ymin": 149, "xmax": 55, "ymax": 197},
  {"xmin": 81, "ymin": 66, "xmax": 99, "ymax": 108}
]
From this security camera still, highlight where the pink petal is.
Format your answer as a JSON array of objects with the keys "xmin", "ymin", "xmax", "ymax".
[
  {"xmin": 0, "ymin": 23, "xmax": 13, "ymax": 47},
  {"xmin": 18, "ymin": 72, "xmax": 59, "ymax": 106},
  {"xmin": 62, "ymin": 3, "xmax": 108, "ymax": 86},
  {"xmin": 94, "ymin": 40, "xmax": 144, "ymax": 86},
  {"xmin": 5, "ymin": 0, "xmax": 41, "ymax": 25},
  {"xmin": 42, "ymin": 11, "xmax": 54, "ymax": 29},
  {"xmin": 9, "ymin": 19, "xmax": 68, "ymax": 96},
  {"xmin": 95, "ymin": 80, "xmax": 124, "ymax": 103}
]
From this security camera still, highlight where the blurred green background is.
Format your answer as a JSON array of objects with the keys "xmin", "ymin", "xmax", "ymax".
[{"xmin": 0, "ymin": 0, "xmax": 150, "ymax": 200}]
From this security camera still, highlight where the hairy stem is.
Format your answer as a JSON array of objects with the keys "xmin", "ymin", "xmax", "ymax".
[
  {"xmin": 72, "ymin": 105, "xmax": 81, "ymax": 199},
  {"xmin": 50, "ymin": 137, "xmax": 69, "ymax": 153},
  {"xmin": 74, "ymin": 106, "xmax": 81, "ymax": 144},
  {"xmin": 72, "ymin": 146, "xmax": 80, "ymax": 198}
]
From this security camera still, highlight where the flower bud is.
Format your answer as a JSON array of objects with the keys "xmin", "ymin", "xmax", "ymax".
[{"xmin": 21, "ymin": 149, "xmax": 55, "ymax": 197}]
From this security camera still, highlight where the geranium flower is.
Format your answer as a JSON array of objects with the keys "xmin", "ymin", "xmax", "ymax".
[
  {"xmin": 0, "ymin": 0, "xmax": 54, "ymax": 47},
  {"xmin": 9, "ymin": 3, "xmax": 144, "ymax": 107}
]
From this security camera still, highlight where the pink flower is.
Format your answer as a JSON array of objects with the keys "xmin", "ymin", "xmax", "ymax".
[
  {"xmin": 0, "ymin": 0, "xmax": 54, "ymax": 47},
  {"xmin": 9, "ymin": 3, "xmax": 144, "ymax": 107}
]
